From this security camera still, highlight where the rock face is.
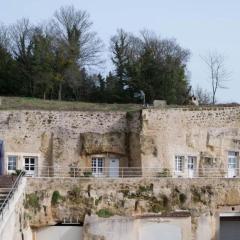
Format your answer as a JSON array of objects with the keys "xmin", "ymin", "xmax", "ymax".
[
  {"xmin": 2, "ymin": 106, "xmax": 240, "ymax": 175},
  {"xmin": 0, "ymin": 110, "xmax": 141, "ymax": 173},
  {"xmin": 80, "ymin": 132, "xmax": 126, "ymax": 155},
  {"xmin": 24, "ymin": 178, "xmax": 240, "ymax": 240},
  {"xmin": 3, "ymin": 106, "xmax": 240, "ymax": 239},
  {"xmin": 141, "ymin": 106, "xmax": 240, "ymax": 174}
]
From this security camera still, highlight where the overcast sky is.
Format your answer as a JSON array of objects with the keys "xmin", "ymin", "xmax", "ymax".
[{"xmin": 1, "ymin": 0, "xmax": 240, "ymax": 103}]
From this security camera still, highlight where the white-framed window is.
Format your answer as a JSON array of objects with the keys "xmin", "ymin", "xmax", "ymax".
[
  {"xmin": 228, "ymin": 151, "xmax": 239, "ymax": 169},
  {"xmin": 24, "ymin": 156, "xmax": 37, "ymax": 173},
  {"xmin": 92, "ymin": 157, "xmax": 104, "ymax": 175},
  {"xmin": 8, "ymin": 155, "xmax": 17, "ymax": 171},
  {"xmin": 175, "ymin": 156, "xmax": 184, "ymax": 172}
]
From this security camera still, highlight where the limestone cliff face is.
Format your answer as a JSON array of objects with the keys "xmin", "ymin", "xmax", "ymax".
[
  {"xmin": 140, "ymin": 107, "xmax": 240, "ymax": 171},
  {"xmin": 0, "ymin": 110, "xmax": 141, "ymax": 172},
  {"xmin": 80, "ymin": 132, "xmax": 126, "ymax": 155},
  {"xmin": 25, "ymin": 178, "xmax": 240, "ymax": 240}
]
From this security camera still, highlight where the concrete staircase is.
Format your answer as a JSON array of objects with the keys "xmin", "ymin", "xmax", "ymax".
[{"xmin": 0, "ymin": 176, "xmax": 17, "ymax": 210}]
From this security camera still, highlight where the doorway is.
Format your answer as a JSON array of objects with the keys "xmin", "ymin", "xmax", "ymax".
[
  {"xmin": 109, "ymin": 159, "xmax": 119, "ymax": 177},
  {"xmin": 188, "ymin": 156, "xmax": 197, "ymax": 178},
  {"xmin": 220, "ymin": 216, "xmax": 240, "ymax": 240}
]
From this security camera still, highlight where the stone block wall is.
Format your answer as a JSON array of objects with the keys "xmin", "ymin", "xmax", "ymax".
[
  {"xmin": 0, "ymin": 110, "xmax": 141, "ymax": 174},
  {"xmin": 141, "ymin": 107, "xmax": 240, "ymax": 174}
]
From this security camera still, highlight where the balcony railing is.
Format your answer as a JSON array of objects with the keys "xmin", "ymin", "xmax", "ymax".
[{"xmin": 26, "ymin": 166, "xmax": 240, "ymax": 179}]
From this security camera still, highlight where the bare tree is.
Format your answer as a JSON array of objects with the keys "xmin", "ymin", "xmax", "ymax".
[
  {"xmin": 194, "ymin": 86, "xmax": 212, "ymax": 105},
  {"xmin": 0, "ymin": 23, "xmax": 9, "ymax": 50},
  {"xmin": 9, "ymin": 18, "xmax": 33, "ymax": 59},
  {"xmin": 52, "ymin": 5, "xmax": 104, "ymax": 100},
  {"xmin": 201, "ymin": 52, "xmax": 230, "ymax": 104},
  {"xmin": 9, "ymin": 18, "xmax": 35, "ymax": 95},
  {"xmin": 54, "ymin": 5, "xmax": 104, "ymax": 68}
]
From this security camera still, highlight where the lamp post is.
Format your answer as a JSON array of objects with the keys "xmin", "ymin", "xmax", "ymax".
[{"xmin": 139, "ymin": 90, "xmax": 145, "ymax": 106}]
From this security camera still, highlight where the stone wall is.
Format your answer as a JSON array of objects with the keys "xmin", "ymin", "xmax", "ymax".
[
  {"xmin": 2, "ymin": 106, "xmax": 240, "ymax": 176},
  {"xmin": 24, "ymin": 177, "xmax": 240, "ymax": 240},
  {"xmin": 83, "ymin": 215, "xmax": 191, "ymax": 240},
  {"xmin": 0, "ymin": 178, "xmax": 32, "ymax": 240},
  {"xmin": 0, "ymin": 110, "xmax": 141, "ymax": 174},
  {"xmin": 141, "ymin": 107, "xmax": 240, "ymax": 174}
]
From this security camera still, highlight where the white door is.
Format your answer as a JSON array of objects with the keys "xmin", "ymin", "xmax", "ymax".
[
  {"xmin": 228, "ymin": 152, "xmax": 238, "ymax": 178},
  {"xmin": 24, "ymin": 157, "xmax": 37, "ymax": 176},
  {"xmin": 188, "ymin": 156, "xmax": 196, "ymax": 178},
  {"xmin": 109, "ymin": 159, "xmax": 119, "ymax": 177}
]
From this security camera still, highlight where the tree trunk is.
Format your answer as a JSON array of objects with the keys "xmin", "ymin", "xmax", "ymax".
[{"xmin": 58, "ymin": 83, "xmax": 62, "ymax": 101}]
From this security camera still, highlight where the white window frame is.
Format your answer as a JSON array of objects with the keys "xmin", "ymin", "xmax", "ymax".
[
  {"xmin": 175, "ymin": 156, "xmax": 184, "ymax": 172},
  {"xmin": 92, "ymin": 157, "xmax": 104, "ymax": 176},
  {"xmin": 8, "ymin": 155, "xmax": 17, "ymax": 172},
  {"xmin": 228, "ymin": 151, "xmax": 239, "ymax": 169},
  {"xmin": 24, "ymin": 156, "xmax": 37, "ymax": 173},
  {"xmin": 5, "ymin": 152, "xmax": 40, "ymax": 175},
  {"xmin": 187, "ymin": 156, "xmax": 197, "ymax": 170}
]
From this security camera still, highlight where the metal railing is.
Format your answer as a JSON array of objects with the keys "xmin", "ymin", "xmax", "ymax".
[
  {"xmin": 0, "ymin": 171, "xmax": 25, "ymax": 221},
  {"xmin": 29, "ymin": 166, "xmax": 240, "ymax": 179}
]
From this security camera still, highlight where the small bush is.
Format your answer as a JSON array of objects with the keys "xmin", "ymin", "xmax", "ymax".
[
  {"xmin": 161, "ymin": 194, "xmax": 169, "ymax": 208},
  {"xmin": 24, "ymin": 193, "xmax": 40, "ymax": 210},
  {"xmin": 72, "ymin": 186, "xmax": 81, "ymax": 197},
  {"xmin": 96, "ymin": 208, "xmax": 113, "ymax": 218},
  {"xmin": 191, "ymin": 187, "xmax": 202, "ymax": 203},
  {"xmin": 11, "ymin": 169, "xmax": 25, "ymax": 176},
  {"xmin": 121, "ymin": 188, "xmax": 129, "ymax": 197},
  {"xmin": 95, "ymin": 196, "xmax": 102, "ymax": 206},
  {"xmin": 83, "ymin": 171, "xmax": 92, "ymax": 177},
  {"xmin": 138, "ymin": 184, "xmax": 153, "ymax": 193},
  {"xmin": 157, "ymin": 168, "xmax": 171, "ymax": 177},
  {"xmin": 179, "ymin": 193, "xmax": 187, "ymax": 204},
  {"xmin": 51, "ymin": 191, "xmax": 61, "ymax": 205},
  {"xmin": 151, "ymin": 203, "xmax": 162, "ymax": 213}
]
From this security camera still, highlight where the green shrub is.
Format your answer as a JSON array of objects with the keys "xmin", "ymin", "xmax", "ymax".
[
  {"xmin": 157, "ymin": 168, "xmax": 171, "ymax": 177},
  {"xmin": 179, "ymin": 193, "xmax": 187, "ymax": 204},
  {"xmin": 11, "ymin": 169, "xmax": 25, "ymax": 176},
  {"xmin": 191, "ymin": 187, "xmax": 201, "ymax": 203},
  {"xmin": 96, "ymin": 208, "xmax": 113, "ymax": 218},
  {"xmin": 24, "ymin": 193, "xmax": 40, "ymax": 210},
  {"xmin": 83, "ymin": 171, "xmax": 92, "ymax": 177},
  {"xmin": 51, "ymin": 191, "xmax": 61, "ymax": 205},
  {"xmin": 151, "ymin": 203, "xmax": 162, "ymax": 213},
  {"xmin": 138, "ymin": 184, "xmax": 153, "ymax": 193},
  {"xmin": 72, "ymin": 186, "xmax": 81, "ymax": 197},
  {"xmin": 161, "ymin": 194, "xmax": 169, "ymax": 208},
  {"xmin": 95, "ymin": 196, "xmax": 102, "ymax": 206}
]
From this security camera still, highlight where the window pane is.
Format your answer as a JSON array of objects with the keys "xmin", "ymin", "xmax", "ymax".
[
  {"xmin": 175, "ymin": 156, "xmax": 184, "ymax": 172},
  {"xmin": 92, "ymin": 157, "xmax": 104, "ymax": 174},
  {"xmin": 8, "ymin": 156, "xmax": 17, "ymax": 170}
]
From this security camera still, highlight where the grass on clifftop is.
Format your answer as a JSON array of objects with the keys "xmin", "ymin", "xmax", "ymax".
[{"xmin": 0, "ymin": 97, "xmax": 142, "ymax": 112}]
